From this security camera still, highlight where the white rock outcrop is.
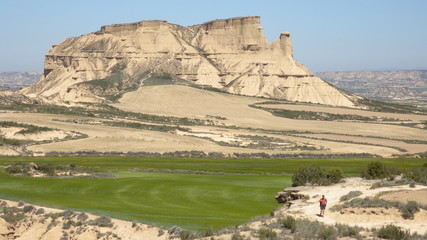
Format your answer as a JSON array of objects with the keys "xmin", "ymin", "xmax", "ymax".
[{"xmin": 22, "ymin": 16, "xmax": 358, "ymax": 107}]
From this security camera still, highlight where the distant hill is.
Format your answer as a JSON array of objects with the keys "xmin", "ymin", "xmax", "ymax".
[
  {"xmin": 316, "ymin": 70, "xmax": 427, "ymax": 106},
  {"xmin": 0, "ymin": 72, "xmax": 41, "ymax": 91}
]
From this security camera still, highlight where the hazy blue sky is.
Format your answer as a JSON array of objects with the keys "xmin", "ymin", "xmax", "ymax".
[{"xmin": 1, "ymin": 0, "xmax": 426, "ymax": 72}]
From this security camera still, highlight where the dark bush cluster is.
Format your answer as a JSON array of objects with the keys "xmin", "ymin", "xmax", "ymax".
[
  {"xmin": 292, "ymin": 165, "xmax": 344, "ymax": 186},
  {"xmin": 361, "ymin": 161, "xmax": 400, "ymax": 180},
  {"xmin": 87, "ymin": 216, "xmax": 113, "ymax": 228}
]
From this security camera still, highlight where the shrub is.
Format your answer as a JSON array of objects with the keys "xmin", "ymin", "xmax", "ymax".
[
  {"xmin": 325, "ymin": 168, "xmax": 344, "ymax": 184},
  {"xmin": 35, "ymin": 208, "xmax": 45, "ymax": 215},
  {"xmin": 281, "ymin": 216, "xmax": 296, "ymax": 233},
  {"xmin": 77, "ymin": 212, "xmax": 88, "ymax": 222},
  {"xmin": 258, "ymin": 228, "xmax": 277, "ymax": 240},
  {"xmin": 377, "ymin": 224, "xmax": 409, "ymax": 240},
  {"xmin": 335, "ymin": 223, "xmax": 360, "ymax": 237},
  {"xmin": 404, "ymin": 167, "xmax": 427, "ymax": 184},
  {"xmin": 292, "ymin": 165, "xmax": 343, "ymax": 186},
  {"xmin": 400, "ymin": 201, "xmax": 419, "ymax": 220},
  {"xmin": 38, "ymin": 164, "xmax": 56, "ymax": 176},
  {"xmin": 1, "ymin": 212, "xmax": 25, "ymax": 224},
  {"xmin": 5, "ymin": 164, "xmax": 24, "ymax": 174},
  {"xmin": 23, "ymin": 205, "xmax": 34, "ymax": 213},
  {"xmin": 295, "ymin": 219, "xmax": 328, "ymax": 239},
  {"xmin": 340, "ymin": 191, "xmax": 363, "ymax": 202},
  {"xmin": 231, "ymin": 232, "xmax": 245, "ymax": 240},
  {"xmin": 179, "ymin": 230, "xmax": 197, "ymax": 240},
  {"xmin": 361, "ymin": 161, "xmax": 400, "ymax": 180},
  {"xmin": 62, "ymin": 220, "xmax": 75, "ymax": 230},
  {"xmin": 319, "ymin": 226, "xmax": 337, "ymax": 240}
]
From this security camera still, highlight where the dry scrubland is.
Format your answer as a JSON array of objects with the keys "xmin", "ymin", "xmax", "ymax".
[
  {"xmin": 4, "ymin": 84, "xmax": 424, "ymax": 157},
  {"xmin": 1, "ymin": 85, "xmax": 426, "ymax": 157}
]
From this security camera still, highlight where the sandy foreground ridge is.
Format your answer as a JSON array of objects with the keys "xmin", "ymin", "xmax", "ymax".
[{"xmin": 1, "ymin": 177, "xmax": 426, "ymax": 240}]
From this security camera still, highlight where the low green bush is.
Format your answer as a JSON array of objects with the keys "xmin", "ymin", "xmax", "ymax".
[
  {"xmin": 23, "ymin": 205, "xmax": 34, "ymax": 213},
  {"xmin": 334, "ymin": 223, "xmax": 360, "ymax": 237},
  {"xmin": 377, "ymin": 224, "xmax": 409, "ymax": 240},
  {"xmin": 231, "ymin": 232, "xmax": 245, "ymax": 240},
  {"xmin": 319, "ymin": 226, "xmax": 337, "ymax": 240},
  {"xmin": 361, "ymin": 161, "xmax": 400, "ymax": 180},
  {"xmin": 400, "ymin": 201, "xmax": 419, "ymax": 220},
  {"xmin": 35, "ymin": 208, "xmax": 45, "ymax": 215},
  {"xmin": 292, "ymin": 165, "xmax": 343, "ymax": 186}
]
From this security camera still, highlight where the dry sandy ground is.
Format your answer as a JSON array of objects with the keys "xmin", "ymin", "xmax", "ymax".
[
  {"xmin": 280, "ymin": 178, "xmax": 427, "ymax": 234},
  {"xmin": 0, "ymin": 112, "xmax": 268, "ymax": 155},
  {"xmin": 114, "ymin": 85, "xmax": 426, "ymax": 141},
  {"xmin": 0, "ymin": 112, "xmax": 406, "ymax": 157},
  {"xmin": 0, "ymin": 199, "xmax": 169, "ymax": 240},
  {"xmin": 380, "ymin": 189, "xmax": 427, "ymax": 205},
  {"xmin": 298, "ymin": 133, "xmax": 427, "ymax": 154},
  {"xmin": 1, "ymin": 85, "xmax": 426, "ymax": 156}
]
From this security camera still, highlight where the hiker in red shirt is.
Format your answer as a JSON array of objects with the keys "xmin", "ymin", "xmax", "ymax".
[{"xmin": 319, "ymin": 195, "xmax": 327, "ymax": 217}]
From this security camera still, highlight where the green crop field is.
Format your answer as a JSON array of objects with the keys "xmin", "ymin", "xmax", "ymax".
[{"xmin": 0, "ymin": 157, "xmax": 425, "ymax": 230}]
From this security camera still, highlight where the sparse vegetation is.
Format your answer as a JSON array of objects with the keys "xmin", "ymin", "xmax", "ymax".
[
  {"xmin": 251, "ymin": 104, "xmax": 404, "ymax": 122},
  {"xmin": 0, "ymin": 206, "xmax": 25, "ymax": 224},
  {"xmin": 1, "ymin": 121, "xmax": 53, "ymax": 134},
  {"xmin": 400, "ymin": 201, "xmax": 419, "ymax": 220},
  {"xmin": 340, "ymin": 191, "xmax": 363, "ymax": 202},
  {"xmin": 258, "ymin": 228, "xmax": 277, "ymax": 240},
  {"xmin": 358, "ymin": 98, "xmax": 427, "ymax": 114},
  {"xmin": 404, "ymin": 166, "xmax": 427, "ymax": 184},
  {"xmin": 87, "ymin": 216, "xmax": 113, "ymax": 227},
  {"xmin": 231, "ymin": 232, "xmax": 245, "ymax": 240},
  {"xmin": 331, "ymin": 196, "xmax": 426, "ymax": 220},
  {"xmin": 0, "ymin": 102, "xmax": 205, "ymax": 127},
  {"xmin": 0, "ymin": 136, "xmax": 21, "ymax": 146},
  {"xmin": 377, "ymin": 224, "xmax": 409, "ymax": 240},
  {"xmin": 281, "ymin": 215, "xmax": 296, "ymax": 233}
]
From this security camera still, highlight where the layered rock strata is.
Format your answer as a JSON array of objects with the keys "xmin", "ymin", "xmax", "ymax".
[{"xmin": 22, "ymin": 16, "xmax": 358, "ymax": 107}]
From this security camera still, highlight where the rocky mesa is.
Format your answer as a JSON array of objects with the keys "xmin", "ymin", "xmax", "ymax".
[{"xmin": 21, "ymin": 16, "xmax": 359, "ymax": 107}]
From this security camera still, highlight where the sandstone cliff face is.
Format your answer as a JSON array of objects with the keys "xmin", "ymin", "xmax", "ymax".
[{"xmin": 22, "ymin": 16, "xmax": 358, "ymax": 107}]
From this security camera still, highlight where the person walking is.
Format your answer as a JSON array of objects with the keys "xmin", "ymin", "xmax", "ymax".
[{"xmin": 319, "ymin": 195, "xmax": 327, "ymax": 217}]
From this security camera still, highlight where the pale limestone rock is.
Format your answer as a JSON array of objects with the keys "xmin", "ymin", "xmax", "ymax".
[{"xmin": 22, "ymin": 16, "xmax": 359, "ymax": 107}]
